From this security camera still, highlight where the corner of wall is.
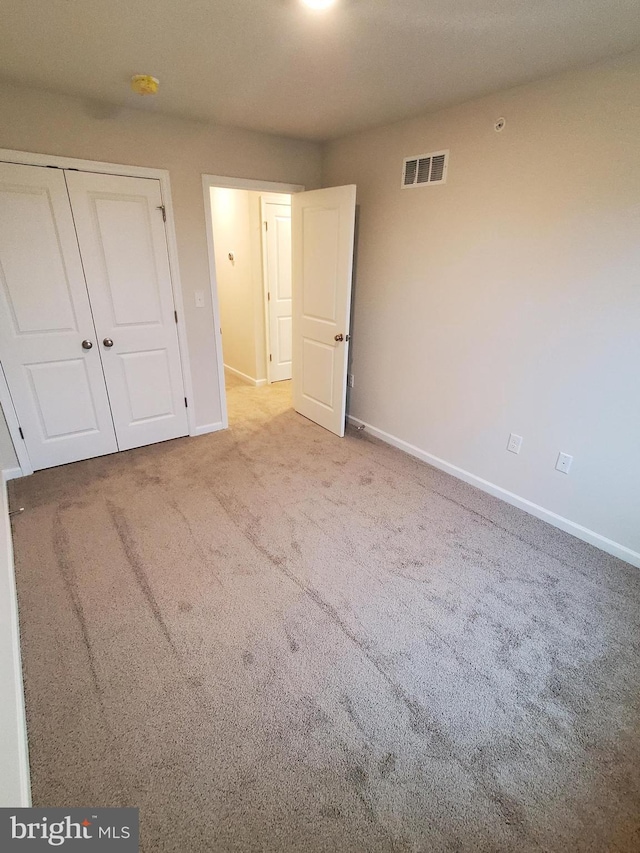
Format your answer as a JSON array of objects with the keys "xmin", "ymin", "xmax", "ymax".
[{"xmin": 0, "ymin": 473, "xmax": 31, "ymax": 807}]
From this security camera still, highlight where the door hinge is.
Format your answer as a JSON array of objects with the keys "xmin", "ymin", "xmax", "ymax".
[
  {"xmin": 157, "ymin": 204, "xmax": 166, "ymax": 222},
  {"xmin": 18, "ymin": 427, "xmax": 24, "ymax": 440},
  {"xmin": 264, "ymin": 221, "xmax": 268, "ymax": 231},
  {"xmin": 267, "ymin": 292, "xmax": 271, "ymax": 301},
  {"xmin": 174, "ymin": 310, "xmax": 178, "ymax": 323},
  {"xmin": 269, "ymin": 354, "xmax": 272, "ymax": 362},
  {"xmin": 184, "ymin": 397, "xmax": 188, "ymax": 408}
]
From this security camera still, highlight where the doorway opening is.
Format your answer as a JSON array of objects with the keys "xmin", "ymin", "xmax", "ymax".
[
  {"xmin": 211, "ymin": 187, "xmax": 292, "ymax": 389},
  {"xmin": 203, "ymin": 175, "xmax": 357, "ymax": 437},
  {"xmin": 203, "ymin": 176, "xmax": 303, "ymax": 428}
]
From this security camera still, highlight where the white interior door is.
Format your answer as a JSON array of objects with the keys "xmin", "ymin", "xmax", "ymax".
[
  {"xmin": 65, "ymin": 171, "xmax": 188, "ymax": 451},
  {"xmin": 262, "ymin": 199, "xmax": 292, "ymax": 382},
  {"xmin": 292, "ymin": 185, "xmax": 356, "ymax": 437},
  {"xmin": 0, "ymin": 162, "xmax": 118, "ymax": 470}
]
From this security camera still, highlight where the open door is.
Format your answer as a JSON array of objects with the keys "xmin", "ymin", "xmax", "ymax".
[{"xmin": 292, "ymin": 185, "xmax": 356, "ymax": 437}]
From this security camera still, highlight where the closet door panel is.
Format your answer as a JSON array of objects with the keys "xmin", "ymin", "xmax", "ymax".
[
  {"xmin": 65, "ymin": 171, "xmax": 188, "ymax": 451},
  {"xmin": 0, "ymin": 162, "xmax": 117, "ymax": 470}
]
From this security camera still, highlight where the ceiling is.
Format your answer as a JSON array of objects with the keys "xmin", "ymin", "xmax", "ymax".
[{"xmin": 1, "ymin": 0, "xmax": 639, "ymax": 141}]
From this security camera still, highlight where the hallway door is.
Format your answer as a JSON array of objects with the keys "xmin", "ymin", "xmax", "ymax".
[
  {"xmin": 291, "ymin": 185, "xmax": 356, "ymax": 437},
  {"xmin": 262, "ymin": 198, "xmax": 292, "ymax": 382}
]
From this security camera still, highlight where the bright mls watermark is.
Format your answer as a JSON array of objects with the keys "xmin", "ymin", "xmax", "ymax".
[{"xmin": 0, "ymin": 809, "xmax": 138, "ymax": 850}]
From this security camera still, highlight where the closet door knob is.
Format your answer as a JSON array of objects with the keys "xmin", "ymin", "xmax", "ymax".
[
  {"xmin": 81, "ymin": 339, "xmax": 93, "ymax": 350},
  {"xmin": 103, "ymin": 338, "xmax": 114, "ymax": 348}
]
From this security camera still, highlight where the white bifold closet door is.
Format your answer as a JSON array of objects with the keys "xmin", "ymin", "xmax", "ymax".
[
  {"xmin": 0, "ymin": 162, "xmax": 118, "ymax": 470},
  {"xmin": 0, "ymin": 162, "xmax": 188, "ymax": 471},
  {"xmin": 65, "ymin": 171, "xmax": 188, "ymax": 452}
]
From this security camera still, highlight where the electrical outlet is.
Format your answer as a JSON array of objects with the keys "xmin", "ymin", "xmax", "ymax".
[
  {"xmin": 347, "ymin": 374, "xmax": 354, "ymax": 388},
  {"xmin": 555, "ymin": 452, "xmax": 573, "ymax": 474},
  {"xmin": 507, "ymin": 433, "xmax": 523, "ymax": 454}
]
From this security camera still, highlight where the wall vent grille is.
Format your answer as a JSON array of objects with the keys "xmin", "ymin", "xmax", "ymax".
[{"xmin": 402, "ymin": 150, "xmax": 449, "ymax": 188}]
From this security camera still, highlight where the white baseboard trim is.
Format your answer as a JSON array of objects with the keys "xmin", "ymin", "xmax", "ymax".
[
  {"xmin": 0, "ymin": 473, "xmax": 31, "ymax": 806},
  {"xmin": 347, "ymin": 416, "xmax": 640, "ymax": 569},
  {"xmin": 2, "ymin": 467, "xmax": 23, "ymax": 482},
  {"xmin": 224, "ymin": 365, "xmax": 266, "ymax": 387},
  {"xmin": 192, "ymin": 421, "xmax": 225, "ymax": 437}
]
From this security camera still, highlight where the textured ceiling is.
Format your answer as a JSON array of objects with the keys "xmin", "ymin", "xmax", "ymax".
[{"xmin": 1, "ymin": 0, "xmax": 639, "ymax": 141}]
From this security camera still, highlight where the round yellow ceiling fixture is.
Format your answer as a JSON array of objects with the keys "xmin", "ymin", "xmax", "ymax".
[{"xmin": 130, "ymin": 75, "xmax": 159, "ymax": 96}]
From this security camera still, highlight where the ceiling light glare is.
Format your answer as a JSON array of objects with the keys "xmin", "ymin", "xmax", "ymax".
[{"xmin": 301, "ymin": 0, "xmax": 336, "ymax": 10}]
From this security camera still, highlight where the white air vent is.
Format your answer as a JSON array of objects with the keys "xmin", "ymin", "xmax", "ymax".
[{"xmin": 402, "ymin": 150, "xmax": 449, "ymax": 188}]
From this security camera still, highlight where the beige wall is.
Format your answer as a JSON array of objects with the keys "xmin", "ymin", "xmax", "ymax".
[
  {"xmin": 2, "ymin": 56, "xmax": 639, "ymax": 558},
  {"xmin": 211, "ymin": 188, "xmax": 265, "ymax": 382},
  {"xmin": 323, "ymin": 51, "xmax": 640, "ymax": 555},
  {"xmin": 0, "ymin": 80, "xmax": 321, "ymax": 470}
]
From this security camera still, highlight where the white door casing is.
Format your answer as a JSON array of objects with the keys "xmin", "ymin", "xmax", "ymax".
[
  {"xmin": 0, "ymin": 162, "xmax": 118, "ymax": 470},
  {"xmin": 65, "ymin": 171, "xmax": 188, "ymax": 451},
  {"xmin": 262, "ymin": 199, "xmax": 292, "ymax": 383},
  {"xmin": 292, "ymin": 185, "xmax": 356, "ymax": 437}
]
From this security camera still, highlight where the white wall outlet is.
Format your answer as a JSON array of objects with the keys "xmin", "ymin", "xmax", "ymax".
[
  {"xmin": 194, "ymin": 290, "xmax": 205, "ymax": 308},
  {"xmin": 347, "ymin": 374, "xmax": 354, "ymax": 388},
  {"xmin": 507, "ymin": 433, "xmax": 523, "ymax": 454},
  {"xmin": 556, "ymin": 452, "xmax": 573, "ymax": 474}
]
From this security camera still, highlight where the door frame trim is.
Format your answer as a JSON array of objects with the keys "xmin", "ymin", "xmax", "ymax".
[
  {"xmin": 201, "ymin": 174, "xmax": 304, "ymax": 427},
  {"xmin": 0, "ymin": 366, "xmax": 33, "ymax": 477},
  {"xmin": 0, "ymin": 148, "xmax": 196, "ymax": 474}
]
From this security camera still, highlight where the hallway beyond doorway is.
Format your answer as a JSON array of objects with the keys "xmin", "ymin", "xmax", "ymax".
[{"xmin": 225, "ymin": 368, "xmax": 292, "ymax": 428}]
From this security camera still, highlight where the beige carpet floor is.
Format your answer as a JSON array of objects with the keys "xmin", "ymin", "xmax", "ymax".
[{"xmin": 8, "ymin": 374, "xmax": 640, "ymax": 852}]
